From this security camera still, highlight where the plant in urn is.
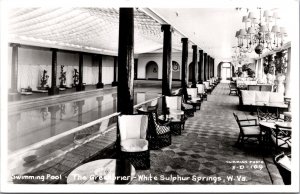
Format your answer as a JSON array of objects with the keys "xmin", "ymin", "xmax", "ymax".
[{"xmin": 274, "ymin": 51, "xmax": 287, "ymax": 94}]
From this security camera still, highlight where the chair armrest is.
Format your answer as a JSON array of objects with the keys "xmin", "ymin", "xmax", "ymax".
[
  {"xmin": 239, "ymin": 119, "xmax": 257, "ymax": 122},
  {"xmin": 136, "ymin": 107, "xmax": 149, "ymax": 114},
  {"xmin": 239, "ymin": 119, "xmax": 257, "ymax": 125},
  {"xmin": 280, "ymin": 128, "xmax": 292, "ymax": 132},
  {"xmin": 240, "ymin": 124, "xmax": 259, "ymax": 127},
  {"xmin": 240, "ymin": 121, "xmax": 258, "ymax": 126},
  {"xmin": 157, "ymin": 117, "xmax": 172, "ymax": 125},
  {"xmin": 181, "ymin": 103, "xmax": 193, "ymax": 110},
  {"xmin": 157, "ymin": 118, "xmax": 172, "ymax": 126}
]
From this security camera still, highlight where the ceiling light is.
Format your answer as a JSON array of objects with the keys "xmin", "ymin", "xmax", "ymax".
[{"xmin": 234, "ymin": 7, "xmax": 287, "ymax": 56}]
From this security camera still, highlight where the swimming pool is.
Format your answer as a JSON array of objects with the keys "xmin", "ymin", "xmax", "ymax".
[{"xmin": 8, "ymin": 90, "xmax": 159, "ymax": 153}]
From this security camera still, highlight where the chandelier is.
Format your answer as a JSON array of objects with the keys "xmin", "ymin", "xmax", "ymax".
[
  {"xmin": 235, "ymin": 8, "xmax": 287, "ymax": 55},
  {"xmin": 232, "ymin": 47, "xmax": 249, "ymax": 67}
]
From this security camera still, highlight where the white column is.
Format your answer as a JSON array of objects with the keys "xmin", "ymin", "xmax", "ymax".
[
  {"xmin": 258, "ymin": 59, "xmax": 262, "ymax": 79},
  {"xmin": 255, "ymin": 60, "xmax": 258, "ymax": 79}
]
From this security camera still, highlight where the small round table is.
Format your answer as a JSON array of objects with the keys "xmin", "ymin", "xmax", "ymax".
[
  {"xmin": 259, "ymin": 121, "xmax": 292, "ymax": 129},
  {"xmin": 67, "ymin": 159, "xmax": 135, "ymax": 184},
  {"xmin": 259, "ymin": 121, "xmax": 292, "ymax": 151},
  {"xmin": 159, "ymin": 112, "xmax": 185, "ymax": 135}
]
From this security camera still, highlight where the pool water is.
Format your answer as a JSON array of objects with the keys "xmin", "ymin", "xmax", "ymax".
[{"xmin": 8, "ymin": 91, "xmax": 159, "ymax": 153}]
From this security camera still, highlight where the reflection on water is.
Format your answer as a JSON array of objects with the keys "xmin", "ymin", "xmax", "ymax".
[{"xmin": 8, "ymin": 92, "xmax": 159, "ymax": 153}]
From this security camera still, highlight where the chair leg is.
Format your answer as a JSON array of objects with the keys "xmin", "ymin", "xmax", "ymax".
[
  {"xmin": 236, "ymin": 134, "xmax": 241, "ymax": 145},
  {"xmin": 240, "ymin": 135, "xmax": 245, "ymax": 146}
]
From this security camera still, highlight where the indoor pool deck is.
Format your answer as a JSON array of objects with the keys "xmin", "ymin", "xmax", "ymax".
[
  {"xmin": 9, "ymin": 80, "xmax": 181, "ymax": 103},
  {"xmin": 132, "ymin": 83, "xmax": 283, "ymax": 185},
  {"xmin": 10, "ymin": 83, "xmax": 284, "ymax": 185}
]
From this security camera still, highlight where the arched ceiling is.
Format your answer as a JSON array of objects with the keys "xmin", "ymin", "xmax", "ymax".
[
  {"xmin": 8, "ymin": 8, "xmax": 184, "ymax": 55},
  {"xmin": 7, "ymin": 5, "xmax": 295, "ymax": 61}
]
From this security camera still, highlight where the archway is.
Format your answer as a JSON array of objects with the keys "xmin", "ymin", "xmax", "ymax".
[
  {"xmin": 217, "ymin": 62, "xmax": 234, "ymax": 81},
  {"xmin": 145, "ymin": 61, "xmax": 158, "ymax": 80},
  {"xmin": 172, "ymin": 61, "xmax": 180, "ymax": 80}
]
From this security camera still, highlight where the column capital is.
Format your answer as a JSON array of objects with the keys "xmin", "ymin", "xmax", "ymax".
[
  {"xmin": 50, "ymin": 48, "xmax": 58, "ymax": 52},
  {"xmin": 161, "ymin": 24, "xmax": 172, "ymax": 32},
  {"xmin": 181, "ymin": 38, "xmax": 188, "ymax": 43},
  {"xmin": 192, "ymin": 45, "xmax": 198, "ymax": 50},
  {"xmin": 48, "ymin": 105, "xmax": 60, "ymax": 113},
  {"xmin": 10, "ymin": 43, "xmax": 20, "ymax": 47},
  {"xmin": 199, "ymin": 50, "xmax": 203, "ymax": 54}
]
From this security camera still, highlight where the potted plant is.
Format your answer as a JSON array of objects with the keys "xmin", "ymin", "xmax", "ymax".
[
  {"xmin": 38, "ymin": 70, "xmax": 49, "ymax": 90},
  {"xmin": 73, "ymin": 68, "xmax": 79, "ymax": 87},
  {"xmin": 241, "ymin": 63, "xmax": 256, "ymax": 78},
  {"xmin": 274, "ymin": 51, "xmax": 288, "ymax": 93},
  {"xmin": 25, "ymin": 86, "xmax": 32, "ymax": 92},
  {"xmin": 263, "ymin": 55, "xmax": 275, "ymax": 84},
  {"xmin": 59, "ymin": 65, "xmax": 67, "ymax": 88},
  {"xmin": 234, "ymin": 69, "xmax": 243, "ymax": 77}
]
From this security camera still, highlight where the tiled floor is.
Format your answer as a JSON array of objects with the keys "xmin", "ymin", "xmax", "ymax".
[{"xmin": 131, "ymin": 83, "xmax": 284, "ymax": 185}]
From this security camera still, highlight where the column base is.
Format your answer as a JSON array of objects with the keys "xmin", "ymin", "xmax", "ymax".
[
  {"xmin": 112, "ymin": 81, "xmax": 118, "ymax": 86},
  {"xmin": 96, "ymin": 96, "xmax": 104, "ymax": 102},
  {"xmin": 96, "ymin": 82, "xmax": 104, "ymax": 88},
  {"xmin": 76, "ymin": 84, "xmax": 85, "ymax": 91},
  {"xmin": 48, "ymin": 105, "xmax": 60, "ymax": 113},
  {"xmin": 48, "ymin": 87, "xmax": 59, "ymax": 95},
  {"xmin": 76, "ymin": 100, "xmax": 85, "ymax": 107},
  {"xmin": 191, "ymin": 83, "xmax": 197, "ymax": 88},
  {"xmin": 8, "ymin": 92, "xmax": 21, "ymax": 101},
  {"xmin": 197, "ymin": 80, "xmax": 203, "ymax": 84}
]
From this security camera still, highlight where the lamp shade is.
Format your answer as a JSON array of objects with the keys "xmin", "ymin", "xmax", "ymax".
[
  {"xmin": 280, "ymin": 27, "xmax": 287, "ymax": 34},
  {"xmin": 242, "ymin": 16, "xmax": 249, "ymax": 22},
  {"xmin": 273, "ymin": 12, "xmax": 280, "ymax": 19},
  {"xmin": 252, "ymin": 18, "xmax": 258, "ymax": 24},
  {"xmin": 247, "ymin": 27, "xmax": 255, "ymax": 34},
  {"xmin": 239, "ymin": 29, "xmax": 247, "ymax": 36},
  {"xmin": 271, "ymin": 25, "xmax": 279, "ymax": 33},
  {"xmin": 259, "ymin": 25, "xmax": 268, "ymax": 32},
  {"xmin": 263, "ymin": 10, "xmax": 271, "ymax": 17},
  {"xmin": 235, "ymin": 30, "xmax": 240, "ymax": 37},
  {"xmin": 248, "ymin": 12, "xmax": 256, "ymax": 19}
]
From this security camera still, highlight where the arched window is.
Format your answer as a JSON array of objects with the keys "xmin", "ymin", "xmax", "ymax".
[
  {"xmin": 172, "ymin": 61, "xmax": 180, "ymax": 80},
  {"xmin": 145, "ymin": 61, "xmax": 158, "ymax": 80}
]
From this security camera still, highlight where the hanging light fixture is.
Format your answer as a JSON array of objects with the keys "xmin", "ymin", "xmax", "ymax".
[
  {"xmin": 232, "ymin": 46, "xmax": 249, "ymax": 67},
  {"xmin": 235, "ymin": 8, "xmax": 287, "ymax": 55}
]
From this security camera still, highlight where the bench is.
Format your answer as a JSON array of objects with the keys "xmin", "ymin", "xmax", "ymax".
[{"xmin": 240, "ymin": 90, "xmax": 288, "ymax": 110}]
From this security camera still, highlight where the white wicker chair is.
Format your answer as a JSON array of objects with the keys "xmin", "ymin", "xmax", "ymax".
[
  {"xmin": 203, "ymin": 81, "xmax": 212, "ymax": 94},
  {"xmin": 196, "ymin": 84, "xmax": 207, "ymax": 101},
  {"xmin": 165, "ymin": 96, "xmax": 187, "ymax": 135},
  {"xmin": 187, "ymin": 88, "xmax": 201, "ymax": 110},
  {"xmin": 117, "ymin": 114, "xmax": 150, "ymax": 170}
]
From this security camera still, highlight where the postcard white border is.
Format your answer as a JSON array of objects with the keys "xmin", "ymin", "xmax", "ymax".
[{"xmin": 1, "ymin": 0, "xmax": 299, "ymax": 193}]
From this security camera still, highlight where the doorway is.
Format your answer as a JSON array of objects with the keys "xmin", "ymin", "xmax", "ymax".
[{"xmin": 220, "ymin": 62, "xmax": 233, "ymax": 80}]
